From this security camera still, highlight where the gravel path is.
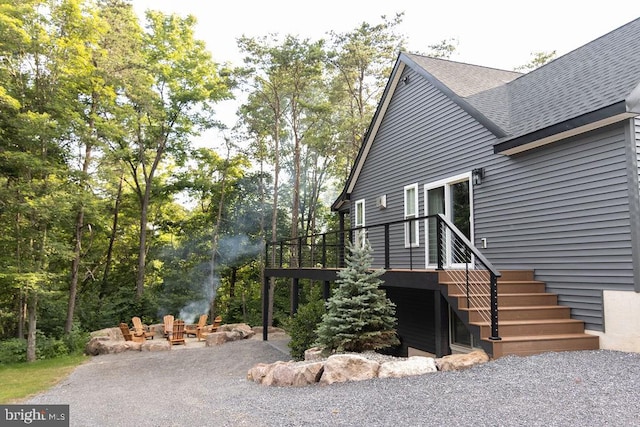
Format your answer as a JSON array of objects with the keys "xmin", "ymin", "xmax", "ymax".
[{"xmin": 27, "ymin": 340, "xmax": 640, "ymax": 427}]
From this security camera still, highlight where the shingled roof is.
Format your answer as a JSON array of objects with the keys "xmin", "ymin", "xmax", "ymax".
[
  {"xmin": 406, "ymin": 17, "xmax": 640, "ymax": 154},
  {"xmin": 332, "ymin": 17, "xmax": 640, "ymax": 210}
]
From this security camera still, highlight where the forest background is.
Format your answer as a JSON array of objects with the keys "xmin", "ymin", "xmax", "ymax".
[{"xmin": 0, "ymin": 0, "xmax": 609, "ymax": 361}]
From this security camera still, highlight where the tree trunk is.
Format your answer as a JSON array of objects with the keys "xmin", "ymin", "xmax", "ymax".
[
  {"xmin": 26, "ymin": 291, "xmax": 37, "ymax": 362},
  {"xmin": 136, "ymin": 187, "xmax": 149, "ymax": 298},
  {"xmin": 101, "ymin": 175, "xmax": 123, "ymax": 299},
  {"xmin": 268, "ymin": 118, "xmax": 281, "ymax": 327},
  {"xmin": 65, "ymin": 97, "xmax": 96, "ymax": 333},
  {"xmin": 208, "ymin": 143, "xmax": 230, "ymax": 317}
]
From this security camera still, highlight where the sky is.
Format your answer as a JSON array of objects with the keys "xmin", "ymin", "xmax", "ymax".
[{"xmin": 130, "ymin": 0, "xmax": 639, "ymax": 129}]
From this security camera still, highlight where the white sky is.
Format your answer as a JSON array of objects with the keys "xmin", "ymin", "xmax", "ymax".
[{"xmin": 130, "ymin": 0, "xmax": 639, "ymax": 130}]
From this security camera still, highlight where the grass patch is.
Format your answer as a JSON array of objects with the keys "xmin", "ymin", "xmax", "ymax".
[{"xmin": 0, "ymin": 354, "xmax": 89, "ymax": 403}]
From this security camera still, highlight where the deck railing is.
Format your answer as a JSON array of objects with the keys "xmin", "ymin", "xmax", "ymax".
[{"xmin": 265, "ymin": 213, "xmax": 501, "ymax": 340}]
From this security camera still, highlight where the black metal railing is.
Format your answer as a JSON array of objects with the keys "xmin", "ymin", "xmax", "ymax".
[
  {"xmin": 436, "ymin": 214, "xmax": 501, "ymax": 341},
  {"xmin": 265, "ymin": 213, "xmax": 501, "ymax": 340}
]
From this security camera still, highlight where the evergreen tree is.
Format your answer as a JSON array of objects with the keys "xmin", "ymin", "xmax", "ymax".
[{"xmin": 315, "ymin": 240, "xmax": 399, "ymax": 353}]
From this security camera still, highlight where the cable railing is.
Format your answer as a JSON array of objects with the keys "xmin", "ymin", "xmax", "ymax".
[
  {"xmin": 265, "ymin": 213, "xmax": 501, "ymax": 340},
  {"xmin": 437, "ymin": 214, "xmax": 501, "ymax": 341}
]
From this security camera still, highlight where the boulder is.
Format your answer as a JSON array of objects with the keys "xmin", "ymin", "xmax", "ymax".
[
  {"xmin": 205, "ymin": 332, "xmax": 232, "ymax": 346},
  {"xmin": 304, "ymin": 347, "xmax": 324, "ymax": 362},
  {"xmin": 85, "ymin": 337, "xmax": 136, "ymax": 355},
  {"xmin": 378, "ymin": 356, "xmax": 437, "ymax": 378},
  {"xmin": 251, "ymin": 361, "xmax": 324, "ymax": 387},
  {"xmin": 435, "ymin": 350, "xmax": 490, "ymax": 371},
  {"xmin": 247, "ymin": 362, "xmax": 280, "ymax": 383},
  {"xmin": 89, "ymin": 327, "xmax": 123, "ymax": 341},
  {"xmin": 319, "ymin": 354, "xmax": 380, "ymax": 385},
  {"xmin": 141, "ymin": 340, "xmax": 170, "ymax": 352},
  {"xmin": 217, "ymin": 323, "xmax": 256, "ymax": 339}
]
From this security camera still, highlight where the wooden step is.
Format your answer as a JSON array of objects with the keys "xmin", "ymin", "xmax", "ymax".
[
  {"xmin": 439, "ymin": 270, "xmax": 535, "ymax": 283},
  {"xmin": 442, "ymin": 280, "xmax": 546, "ymax": 295},
  {"xmin": 455, "ymin": 293, "xmax": 558, "ymax": 309},
  {"xmin": 465, "ymin": 305, "xmax": 571, "ymax": 322},
  {"xmin": 488, "ymin": 333, "xmax": 600, "ymax": 358},
  {"xmin": 473, "ymin": 319, "xmax": 587, "ymax": 339}
]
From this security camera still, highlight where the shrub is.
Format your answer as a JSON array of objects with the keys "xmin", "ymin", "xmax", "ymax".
[
  {"xmin": 286, "ymin": 298, "xmax": 326, "ymax": 360},
  {"xmin": 36, "ymin": 331, "xmax": 69, "ymax": 360},
  {"xmin": 0, "ymin": 338, "xmax": 27, "ymax": 364},
  {"xmin": 63, "ymin": 323, "xmax": 91, "ymax": 355},
  {"xmin": 315, "ymin": 240, "xmax": 399, "ymax": 353}
]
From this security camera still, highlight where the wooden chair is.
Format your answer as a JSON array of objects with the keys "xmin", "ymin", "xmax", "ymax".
[
  {"xmin": 198, "ymin": 316, "xmax": 223, "ymax": 341},
  {"xmin": 131, "ymin": 316, "xmax": 153, "ymax": 340},
  {"xmin": 169, "ymin": 319, "xmax": 186, "ymax": 346},
  {"xmin": 119, "ymin": 323, "xmax": 144, "ymax": 343},
  {"xmin": 185, "ymin": 314, "xmax": 207, "ymax": 338},
  {"xmin": 163, "ymin": 315, "xmax": 174, "ymax": 338}
]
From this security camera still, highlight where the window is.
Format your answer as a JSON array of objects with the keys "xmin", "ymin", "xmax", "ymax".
[
  {"xmin": 404, "ymin": 184, "xmax": 419, "ymax": 247},
  {"xmin": 354, "ymin": 199, "xmax": 366, "ymax": 247}
]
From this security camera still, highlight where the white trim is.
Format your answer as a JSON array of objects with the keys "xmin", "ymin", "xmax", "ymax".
[
  {"xmin": 345, "ymin": 63, "xmax": 406, "ymax": 196},
  {"xmin": 424, "ymin": 172, "xmax": 474, "ymax": 268},
  {"xmin": 404, "ymin": 183, "xmax": 419, "ymax": 248}
]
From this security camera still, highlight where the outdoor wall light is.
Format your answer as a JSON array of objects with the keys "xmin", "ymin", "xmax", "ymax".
[
  {"xmin": 402, "ymin": 75, "xmax": 409, "ymax": 85},
  {"xmin": 472, "ymin": 167, "xmax": 485, "ymax": 185}
]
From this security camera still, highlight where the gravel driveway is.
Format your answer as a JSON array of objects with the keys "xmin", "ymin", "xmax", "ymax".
[{"xmin": 27, "ymin": 339, "xmax": 640, "ymax": 427}]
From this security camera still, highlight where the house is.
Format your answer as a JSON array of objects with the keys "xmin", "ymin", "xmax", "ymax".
[{"xmin": 263, "ymin": 18, "xmax": 640, "ymax": 358}]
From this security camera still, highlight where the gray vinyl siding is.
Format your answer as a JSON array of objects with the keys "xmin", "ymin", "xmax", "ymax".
[
  {"xmin": 477, "ymin": 124, "xmax": 635, "ymax": 331},
  {"xmin": 350, "ymin": 66, "xmax": 496, "ymax": 269},
  {"xmin": 350, "ymin": 66, "xmax": 636, "ymax": 331},
  {"xmin": 631, "ymin": 117, "xmax": 640, "ymax": 291}
]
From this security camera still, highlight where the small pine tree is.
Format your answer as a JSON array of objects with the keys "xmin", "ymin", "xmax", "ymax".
[{"xmin": 315, "ymin": 240, "xmax": 399, "ymax": 353}]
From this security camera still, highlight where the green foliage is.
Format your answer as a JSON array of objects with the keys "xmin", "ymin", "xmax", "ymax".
[
  {"xmin": 0, "ymin": 339, "xmax": 28, "ymax": 365},
  {"xmin": 35, "ymin": 331, "xmax": 69, "ymax": 360},
  {"xmin": 514, "ymin": 50, "xmax": 557, "ymax": 72},
  {"xmin": 315, "ymin": 240, "xmax": 399, "ymax": 353},
  {"xmin": 286, "ymin": 292, "xmax": 325, "ymax": 360},
  {"xmin": 62, "ymin": 323, "xmax": 91, "ymax": 355}
]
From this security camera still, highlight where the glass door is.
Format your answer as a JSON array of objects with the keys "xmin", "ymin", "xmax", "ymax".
[{"xmin": 424, "ymin": 173, "xmax": 473, "ymax": 268}]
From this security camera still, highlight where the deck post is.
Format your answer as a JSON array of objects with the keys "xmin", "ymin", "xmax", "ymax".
[
  {"xmin": 434, "ymin": 291, "xmax": 450, "ymax": 357},
  {"xmin": 323, "ymin": 281, "xmax": 330, "ymax": 300},
  {"xmin": 262, "ymin": 275, "xmax": 269, "ymax": 341},
  {"xmin": 488, "ymin": 272, "xmax": 501, "ymax": 341},
  {"xmin": 291, "ymin": 278, "xmax": 300, "ymax": 315},
  {"xmin": 436, "ymin": 215, "xmax": 444, "ymax": 270}
]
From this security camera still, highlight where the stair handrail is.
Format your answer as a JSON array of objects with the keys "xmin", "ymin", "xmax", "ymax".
[{"xmin": 436, "ymin": 214, "xmax": 502, "ymax": 341}]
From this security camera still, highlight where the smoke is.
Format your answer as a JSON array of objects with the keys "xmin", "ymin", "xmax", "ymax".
[{"xmin": 173, "ymin": 234, "xmax": 263, "ymax": 322}]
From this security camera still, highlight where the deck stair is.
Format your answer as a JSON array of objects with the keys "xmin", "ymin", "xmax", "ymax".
[{"xmin": 439, "ymin": 270, "xmax": 599, "ymax": 358}]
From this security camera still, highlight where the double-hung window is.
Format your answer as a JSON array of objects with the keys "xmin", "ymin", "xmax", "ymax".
[{"xmin": 404, "ymin": 184, "xmax": 419, "ymax": 247}]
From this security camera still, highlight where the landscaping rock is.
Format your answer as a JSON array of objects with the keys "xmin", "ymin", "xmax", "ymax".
[
  {"xmin": 85, "ymin": 337, "xmax": 137, "ymax": 355},
  {"xmin": 304, "ymin": 347, "xmax": 324, "ymax": 362},
  {"xmin": 218, "ymin": 323, "xmax": 256, "ymax": 339},
  {"xmin": 435, "ymin": 350, "xmax": 490, "ymax": 371},
  {"xmin": 378, "ymin": 356, "xmax": 437, "ymax": 378},
  {"xmin": 141, "ymin": 340, "xmax": 170, "ymax": 352},
  {"xmin": 252, "ymin": 361, "xmax": 324, "ymax": 387},
  {"xmin": 319, "ymin": 354, "xmax": 380, "ymax": 385},
  {"xmin": 89, "ymin": 327, "xmax": 123, "ymax": 341}
]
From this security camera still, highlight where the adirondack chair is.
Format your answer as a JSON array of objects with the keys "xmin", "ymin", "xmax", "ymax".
[
  {"xmin": 198, "ymin": 316, "xmax": 223, "ymax": 341},
  {"xmin": 163, "ymin": 315, "xmax": 174, "ymax": 338},
  {"xmin": 131, "ymin": 316, "xmax": 153, "ymax": 340},
  {"xmin": 185, "ymin": 314, "xmax": 207, "ymax": 338},
  {"xmin": 119, "ymin": 323, "xmax": 145, "ymax": 343},
  {"xmin": 169, "ymin": 319, "xmax": 186, "ymax": 346}
]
